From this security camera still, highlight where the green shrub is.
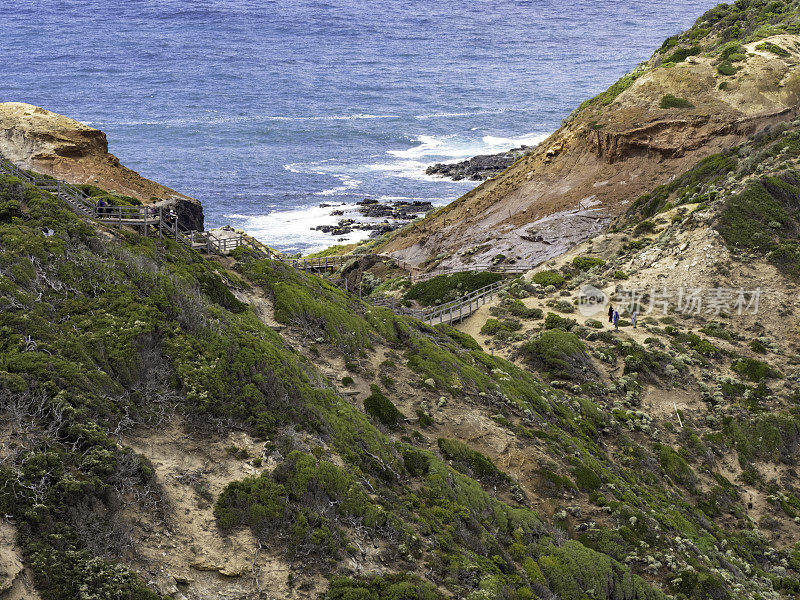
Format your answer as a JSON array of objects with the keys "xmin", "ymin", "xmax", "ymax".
[
  {"xmin": 613, "ymin": 270, "xmax": 629, "ymax": 280},
  {"xmin": 437, "ymin": 438, "xmax": 506, "ymax": 482},
  {"xmin": 573, "ymin": 464, "xmax": 602, "ymax": 492},
  {"xmin": 756, "ymin": 41, "xmax": 790, "ymax": 57},
  {"xmin": 665, "ymin": 45, "xmax": 701, "ymax": 63},
  {"xmin": 531, "ymin": 270, "xmax": 565, "ymax": 288},
  {"xmin": 554, "ymin": 300, "xmax": 576, "ymax": 314},
  {"xmin": 401, "ymin": 447, "xmax": 431, "ymax": 477},
  {"xmin": 732, "ymin": 357, "xmax": 780, "ymax": 382},
  {"xmin": 719, "ymin": 42, "xmax": 746, "ymax": 60},
  {"xmin": 716, "ymin": 176, "xmax": 800, "ymax": 277},
  {"xmin": 634, "ymin": 220, "xmax": 657, "ymax": 235},
  {"xmin": 415, "ymin": 409, "xmax": 433, "ymax": 427},
  {"xmin": 544, "ymin": 312, "xmax": 577, "ymax": 331},
  {"xmin": 480, "ymin": 318, "xmax": 522, "ymax": 335},
  {"xmin": 341, "ymin": 375, "xmax": 354, "ymax": 386},
  {"xmin": 659, "ymin": 94, "xmax": 694, "ymax": 109},
  {"xmin": 749, "ymin": 339, "xmax": 768, "ymax": 354},
  {"xmin": 523, "ymin": 329, "xmax": 590, "ymax": 379},
  {"xmin": 326, "ymin": 573, "xmax": 445, "ymax": 600},
  {"xmin": 214, "ymin": 474, "xmax": 288, "ymax": 531},
  {"xmin": 572, "ymin": 256, "xmax": 606, "ymax": 270},
  {"xmin": 508, "ymin": 299, "xmax": 543, "ymax": 319},
  {"xmin": 717, "ymin": 61, "xmax": 738, "ymax": 76},
  {"xmin": 364, "ymin": 384, "xmax": 403, "ymax": 428},
  {"xmin": 654, "ymin": 443, "xmax": 696, "ymax": 488}
]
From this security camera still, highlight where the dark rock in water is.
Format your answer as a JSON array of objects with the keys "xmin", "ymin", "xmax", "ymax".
[
  {"xmin": 426, "ymin": 145, "xmax": 531, "ymax": 181},
  {"xmin": 312, "ymin": 199, "xmax": 435, "ymax": 239}
]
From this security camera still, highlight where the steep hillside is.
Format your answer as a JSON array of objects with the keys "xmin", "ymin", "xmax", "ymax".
[
  {"xmin": 2, "ymin": 122, "xmax": 800, "ymax": 599},
  {"xmin": 379, "ymin": 2, "xmax": 800, "ymax": 273},
  {"xmin": 0, "ymin": 102, "xmax": 203, "ymax": 230}
]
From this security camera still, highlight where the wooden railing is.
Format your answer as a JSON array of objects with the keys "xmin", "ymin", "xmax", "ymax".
[
  {"xmin": 366, "ymin": 279, "xmax": 506, "ymax": 326},
  {"xmin": 284, "ymin": 254, "xmax": 357, "ymax": 270}
]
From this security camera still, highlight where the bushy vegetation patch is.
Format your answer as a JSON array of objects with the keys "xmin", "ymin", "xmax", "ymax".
[
  {"xmin": 717, "ymin": 60, "xmax": 739, "ymax": 75},
  {"xmin": 239, "ymin": 259, "xmax": 381, "ymax": 352},
  {"xmin": 544, "ymin": 312, "xmax": 577, "ymax": 331},
  {"xmin": 716, "ymin": 175, "xmax": 800, "ymax": 276},
  {"xmin": 757, "ymin": 40, "xmax": 791, "ymax": 56},
  {"xmin": 572, "ymin": 255, "xmax": 606, "ymax": 270},
  {"xmin": 437, "ymin": 438, "xmax": 507, "ymax": 483},
  {"xmin": 325, "ymin": 573, "xmax": 445, "ymax": 600},
  {"xmin": 480, "ymin": 317, "xmax": 522, "ymax": 335},
  {"xmin": 664, "ymin": 45, "xmax": 701, "ymax": 63},
  {"xmin": 216, "ymin": 451, "xmax": 393, "ymax": 561},
  {"xmin": 531, "ymin": 269, "xmax": 565, "ymax": 288},
  {"xmin": 403, "ymin": 272, "xmax": 502, "ymax": 306},
  {"xmin": 628, "ymin": 151, "xmax": 737, "ymax": 219},
  {"xmin": 660, "ymin": 0, "xmax": 800, "ymax": 55},
  {"xmin": 732, "ymin": 357, "xmax": 781, "ymax": 381},
  {"xmin": 522, "ymin": 330, "xmax": 591, "ymax": 379},
  {"xmin": 364, "ymin": 384, "xmax": 403, "ymax": 428},
  {"xmin": 659, "ymin": 94, "xmax": 694, "ymax": 109}
]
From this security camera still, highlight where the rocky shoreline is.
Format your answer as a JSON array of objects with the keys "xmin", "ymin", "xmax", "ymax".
[
  {"xmin": 313, "ymin": 198, "xmax": 433, "ymax": 238},
  {"xmin": 425, "ymin": 145, "xmax": 530, "ymax": 181}
]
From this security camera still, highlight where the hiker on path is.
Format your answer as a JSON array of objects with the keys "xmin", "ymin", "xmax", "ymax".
[
  {"xmin": 95, "ymin": 198, "xmax": 105, "ymax": 217},
  {"xmin": 608, "ymin": 304, "xmax": 614, "ymax": 323},
  {"xmin": 632, "ymin": 310, "xmax": 638, "ymax": 329},
  {"xmin": 613, "ymin": 310, "xmax": 620, "ymax": 330}
]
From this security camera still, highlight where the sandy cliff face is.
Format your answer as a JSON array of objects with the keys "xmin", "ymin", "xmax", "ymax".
[
  {"xmin": 0, "ymin": 102, "xmax": 204, "ymax": 229},
  {"xmin": 380, "ymin": 35, "xmax": 800, "ymax": 272}
]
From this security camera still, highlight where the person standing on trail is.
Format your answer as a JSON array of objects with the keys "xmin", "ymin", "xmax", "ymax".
[
  {"xmin": 96, "ymin": 198, "xmax": 105, "ymax": 217},
  {"xmin": 632, "ymin": 310, "xmax": 638, "ymax": 329},
  {"xmin": 613, "ymin": 309, "xmax": 619, "ymax": 330},
  {"xmin": 608, "ymin": 304, "xmax": 614, "ymax": 323}
]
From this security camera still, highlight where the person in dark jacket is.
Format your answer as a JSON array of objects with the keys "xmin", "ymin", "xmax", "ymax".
[
  {"xmin": 608, "ymin": 304, "xmax": 614, "ymax": 323},
  {"xmin": 96, "ymin": 198, "xmax": 105, "ymax": 217},
  {"xmin": 613, "ymin": 310, "xmax": 620, "ymax": 330}
]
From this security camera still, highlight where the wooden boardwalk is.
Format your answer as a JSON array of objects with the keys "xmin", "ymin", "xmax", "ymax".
[
  {"xmin": 0, "ymin": 158, "xmax": 508, "ymax": 326},
  {"xmin": 364, "ymin": 280, "xmax": 505, "ymax": 326}
]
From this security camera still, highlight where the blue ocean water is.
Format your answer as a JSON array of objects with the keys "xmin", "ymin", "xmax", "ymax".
[{"xmin": 2, "ymin": 0, "xmax": 717, "ymax": 252}]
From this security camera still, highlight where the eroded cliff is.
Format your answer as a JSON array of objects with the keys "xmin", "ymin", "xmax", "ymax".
[
  {"xmin": 380, "ymin": 33, "xmax": 800, "ymax": 273},
  {"xmin": 0, "ymin": 102, "xmax": 204, "ymax": 230}
]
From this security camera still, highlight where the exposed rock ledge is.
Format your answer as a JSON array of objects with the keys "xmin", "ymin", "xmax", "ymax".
[{"xmin": 0, "ymin": 102, "xmax": 203, "ymax": 230}]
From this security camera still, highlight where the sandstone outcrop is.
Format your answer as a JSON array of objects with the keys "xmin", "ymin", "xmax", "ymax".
[{"xmin": 0, "ymin": 102, "xmax": 203, "ymax": 230}]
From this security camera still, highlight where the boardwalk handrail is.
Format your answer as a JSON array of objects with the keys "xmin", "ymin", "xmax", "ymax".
[{"xmin": 365, "ymin": 279, "xmax": 507, "ymax": 326}]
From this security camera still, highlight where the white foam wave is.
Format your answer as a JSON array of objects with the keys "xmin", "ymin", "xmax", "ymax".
[
  {"xmin": 412, "ymin": 109, "xmax": 507, "ymax": 120},
  {"xmin": 314, "ymin": 173, "xmax": 362, "ymax": 196},
  {"xmin": 223, "ymin": 204, "xmax": 371, "ymax": 254},
  {"xmin": 93, "ymin": 109, "xmax": 518, "ymax": 128},
  {"xmin": 387, "ymin": 132, "xmax": 549, "ymax": 161}
]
